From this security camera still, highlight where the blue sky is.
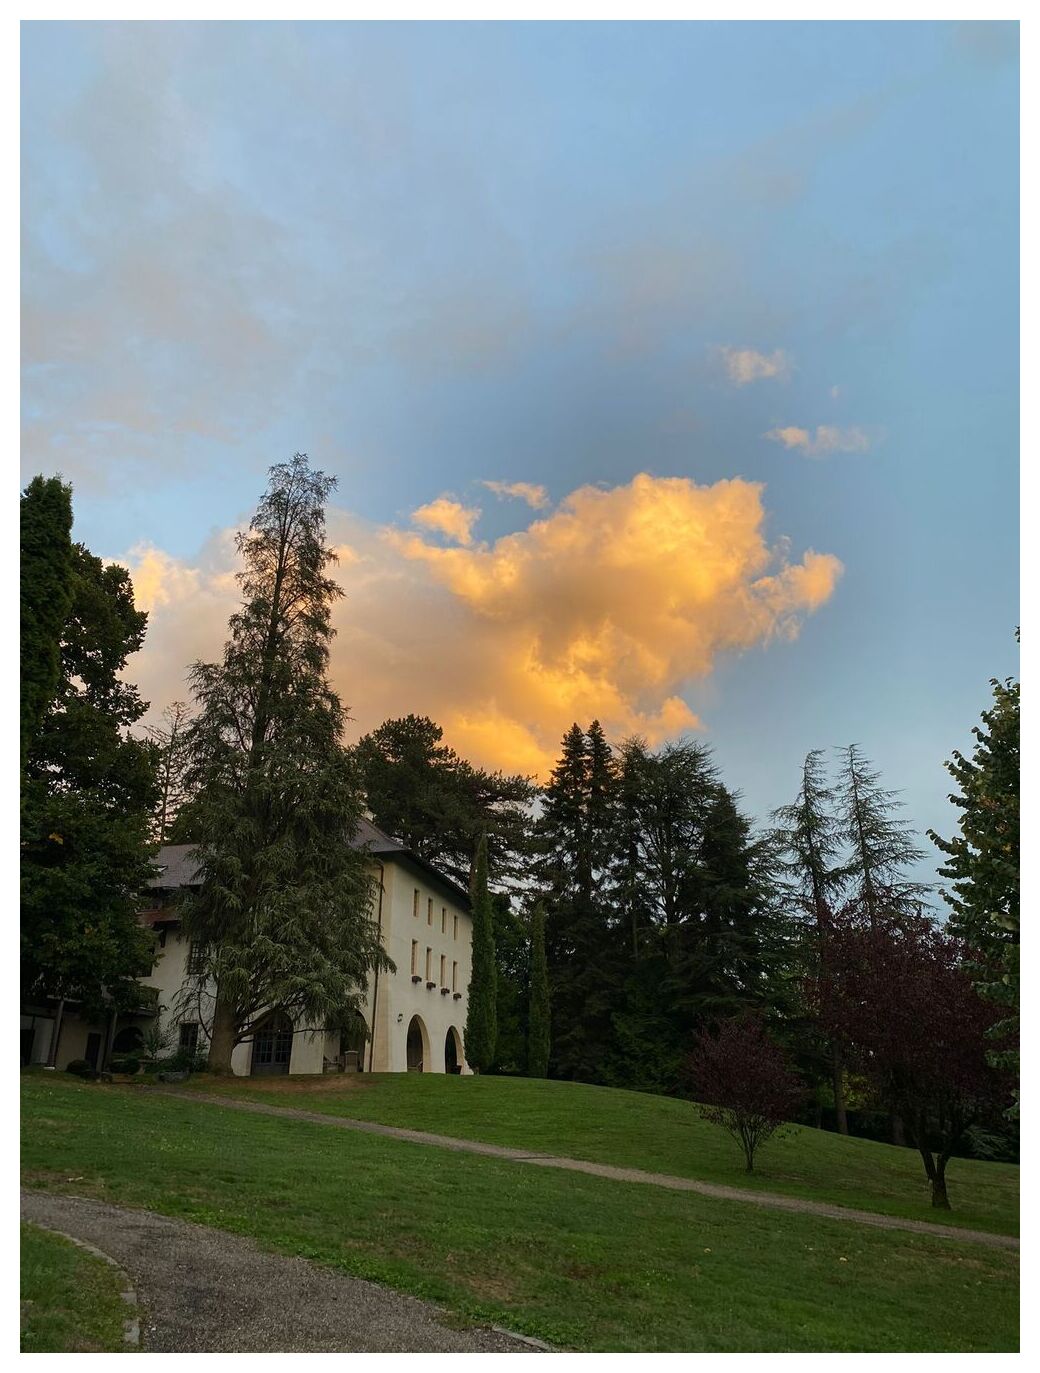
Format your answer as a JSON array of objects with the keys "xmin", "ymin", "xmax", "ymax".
[{"xmin": 22, "ymin": 21, "xmax": 1019, "ymax": 884}]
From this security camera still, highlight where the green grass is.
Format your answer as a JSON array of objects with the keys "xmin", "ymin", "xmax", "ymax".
[
  {"xmin": 21, "ymin": 1221, "xmax": 129, "ymax": 1353},
  {"xmin": 22, "ymin": 1074, "xmax": 1018, "ymax": 1352},
  {"xmin": 179, "ymin": 1071, "xmax": 1020, "ymax": 1236}
]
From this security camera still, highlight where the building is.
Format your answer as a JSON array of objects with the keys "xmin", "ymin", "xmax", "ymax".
[{"xmin": 21, "ymin": 818, "xmax": 473, "ymax": 1077}]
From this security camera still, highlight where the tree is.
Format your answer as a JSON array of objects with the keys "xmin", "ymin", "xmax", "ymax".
[
  {"xmin": 814, "ymin": 906, "xmax": 1008, "ymax": 1209},
  {"xmin": 686, "ymin": 1015, "xmax": 804, "ymax": 1172},
  {"xmin": 144, "ymin": 700, "xmax": 193, "ymax": 844},
  {"xmin": 490, "ymin": 891, "xmax": 528, "ymax": 1074},
  {"xmin": 928, "ymin": 665, "xmax": 1019, "ymax": 1116},
  {"xmin": 837, "ymin": 744, "xmax": 928, "ymax": 926},
  {"xmin": 21, "ymin": 475, "xmax": 75, "ymax": 770},
  {"xmin": 355, "ymin": 714, "xmax": 535, "ymax": 891},
  {"xmin": 771, "ymin": 750, "xmax": 852, "ymax": 1133},
  {"xmin": 464, "ymin": 832, "xmax": 497, "ymax": 1072},
  {"xmin": 527, "ymin": 902, "xmax": 550, "ymax": 1078},
  {"xmin": 179, "ymin": 454, "xmax": 387, "ymax": 1073},
  {"xmin": 22, "ymin": 522, "xmax": 158, "ymax": 1019}
]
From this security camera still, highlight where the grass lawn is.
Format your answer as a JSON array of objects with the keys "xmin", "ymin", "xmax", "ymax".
[
  {"xmin": 22, "ymin": 1074, "xmax": 1018, "ymax": 1352},
  {"xmin": 21, "ymin": 1221, "xmax": 129, "ymax": 1353},
  {"xmin": 180, "ymin": 1071, "xmax": 1020, "ymax": 1237}
]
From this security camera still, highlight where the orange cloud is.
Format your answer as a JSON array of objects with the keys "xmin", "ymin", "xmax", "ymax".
[
  {"xmin": 720, "ymin": 346, "xmax": 792, "ymax": 385},
  {"xmin": 122, "ymin": 473, "xmax": 842, "ymax": 780},
  {"xmin": 480, "ymin": 479, "xmax": 550, "ymax": 509},
  {"xmin": 410, "ymin": 496, "xmax": 480, "ymax": 544},
  {"xmin": 765, "ymin": 424, "xmax": 871, "ymax": 456}
]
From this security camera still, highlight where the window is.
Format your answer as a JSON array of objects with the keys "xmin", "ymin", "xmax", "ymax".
[
  {"xmin": 427, "ymin": 897, "xmax": 433, "ymax": 925},
  {"xmin": 413, "ymin": 889, "xmax": 420, "ymax": 918},
  {"xmin": 179, "ymin": 1022, "xmax": 199, "ymax": 1052},
  {"xmin": 186, "ymin": 941, "xmax": 208, "ymax": 975},
  {"xmin": 425, "ymin": 947, "xmax": 432, "ymax": 981},
  {"xmin": 440, "ymin": 954, "xmax": 446, "ymax": 987},
  {"xmin": 441, "ymin": 907, "xmax": 447, "ymax": 934},
  {"xmin": 453, "ymin": 913, "xmax": 458, "ymax": 940},
  {"xmin": 452, "ymin": 961, "xmax": 458, "ymax": 993},
  {"xmin": 411, "ymin": 940, "xmax": 418, "ymax": 975}
]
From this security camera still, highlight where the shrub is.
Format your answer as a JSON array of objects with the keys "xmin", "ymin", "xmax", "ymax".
[
  {"xmin": 686, "ymin": 1015, "xmax": 804, "ymax": 1173},
  {"xmin": 65, "ymin": 1059, "xmax": 95, "ymax": 1078},
  {"xmin": 109, "ymin": 1054, "xmax": 141, "ymax": 1076}
]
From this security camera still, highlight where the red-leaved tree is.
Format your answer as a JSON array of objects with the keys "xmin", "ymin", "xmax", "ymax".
[
  {"xmin": 686, "ymin": 1016, "xmax": 804, "ymax": 1172},
  {"xmin": 813, "ymin": 905, "xmax": 1008, "ymax": 1209}
]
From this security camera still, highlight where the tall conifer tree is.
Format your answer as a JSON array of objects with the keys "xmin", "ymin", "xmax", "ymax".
[
  {"xmin": 180, "ymin": 454, "xmax": 386, "ymax": 1073},
  {"xmin": 464, "ymin": 832, "xmax": 498, "ymax": 1072},
  {"xmin": 527, "ymin": 901, "xmax": 550, "ymax": 1078}
]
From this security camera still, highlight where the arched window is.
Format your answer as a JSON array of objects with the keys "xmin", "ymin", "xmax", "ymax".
[{"xmin": 252, "ymin": 1011, "xmax": 293, "ymax": 1076}]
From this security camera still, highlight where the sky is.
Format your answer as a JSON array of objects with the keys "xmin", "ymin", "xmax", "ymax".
[{"xmin": 21, "ymin": 20, "xmax": 1019, "ymax": 886}]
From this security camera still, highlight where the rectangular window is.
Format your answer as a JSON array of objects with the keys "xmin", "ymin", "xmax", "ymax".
[
  {"xmin": 411, "ymin": 940, "xmax": 418, "ymax": 975},
  {"xmin": 413, "ymin": 889, "xmax": 420, "ymax": 918},
  {"xmin": 186, "ymin": 941, "xmax": 207, "ymax": 975},
  {"xmin": 453, "ymin": 913, "xmax": 458, "ymax": 940},
  {"xmin": 425, "ymin": 947, "xmax": 432, "ymax": 981},
  {"xmin": 441, "ymin": 907, "xmax": 447, "ymax": 934},
  {"xmin": 427, "ymin": 897, "xmax": 433, "ymax": 925},
  {"xmin": 440, "ymin": 954, "xmax": 446, "ymax": 987},
  {"xmin": 179, "ymin": 1022, "xmax": 199, "ymax": 1052},
  {"xmin": 452, "ymin": 961, "xmax": 458, "ymax": 993}
]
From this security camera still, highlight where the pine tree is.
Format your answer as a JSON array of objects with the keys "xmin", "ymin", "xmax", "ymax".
[
  {"xmin": 20, "ymin": 475, "xmax": 75, "ymax": 770},
  {"xmin": 22, "ymin": 520, "xmax": 158, "ymax": 1019},
  {"xmin": 929, "ymin": 664, "xmax": 1019, "ymax": 1115},
  {"xmin": 837, "ymin": 744, "xmax": 927, "ymax": 925},
  {"xmin": 527, "ymin": 901, "xmax": 550, "ymax": 1078},
  {"xmin": 771, "ymin": 750, "xmax": 851, "ymax": 1133},
  {"xmin": 180, "ymin": 454, "xmax": 387, "ymax": 1073},
  {"xmin": 464, "ymin": 832, "xmax": 497, "ymax": 1072},
  {"xmin": 145, "ymin": 700, "xmax": 193, "ymax": 844}
]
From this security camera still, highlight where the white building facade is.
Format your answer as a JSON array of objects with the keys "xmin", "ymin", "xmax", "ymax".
[{"xmin": 22, "ymin": 819, "xmax": 473, "ymax": 1077}]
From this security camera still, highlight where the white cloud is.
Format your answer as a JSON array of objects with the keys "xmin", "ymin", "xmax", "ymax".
[
  {"xmin": 719, "ymin": 346, "xmax": 792, "ymax": 385},
  {"xmin": 765, "ymin": 424, "xmax": 872, "ymax": 457}
]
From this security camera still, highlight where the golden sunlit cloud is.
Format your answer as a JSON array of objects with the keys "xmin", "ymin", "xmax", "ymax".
[
  {"xmin": 410, "ymin": 495, "xmax": 481, "ymax": 544},
  {"xmin": 719, "ymin": 346, "xmax": 792, "ymax": 385},
  {"xmin": 480, "ymin": 479, "xmax": 550, "ymax": 509},
  {"xmin": 123, "ymin": 473, "xmax": 842, "ymax": 779},
  {"xmin": 765, "ymin": 424, "xmax": 871, "ymax": 456}
]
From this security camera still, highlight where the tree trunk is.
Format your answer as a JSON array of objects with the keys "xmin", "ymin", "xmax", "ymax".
[
  {"xmin": 208, "ymin": 996, "xmax": 238, "ymax": 1074},
  {"xmin": 890, "ymin": 1109, "xmax": 906, "ymax": 1147},
  {"xmin": 831, "ymin": 1040, "xmax": 849, "ymax": 1135},
  {"xmin": 930, "ymin": 1164, "xmax": 951, "ymax": 1210}
]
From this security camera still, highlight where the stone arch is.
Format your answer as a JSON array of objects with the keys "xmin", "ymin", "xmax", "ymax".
[
  {"xmin": 406, "ymin": 1014, "xmax": 429, "ymax": 1073},
  {"xmin": 251, "ymin": 1010, "xmax": 294, "ymax": 1076},
  {"xmin": 444, "ymin": 1026, "xmax": 463, "ymax": 1074}
]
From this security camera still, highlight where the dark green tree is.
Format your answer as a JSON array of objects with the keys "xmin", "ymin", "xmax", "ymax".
[
  {"xmin": 527, "ymin": 901, "xmax": 550, "ymax": 1078},
  {"xmin": 354, "ymin": 714, "xmax": 535, "ymax": 891},
  {"xmin": 490, "ymin": 890, "xmax": 528, "ymax": 1074},
  {"xmin": 464, "ymin": 832, "xmax": 497, "ymax": 1072},
  {"xmin": 144, "ymin": 700, "xmax": 193, "ymax": 844},
  {"xmin": 929, "ymin": 664, "xmax": 1019, "ymax": 1115},
  {"xmin": 837, "ymin": 744, "xmax": 928, "ymax": 925},
  {"xmin": 22, "ymin": 525, "xmax": 158, "ymax": 1019},
  {"xmin": 20, "ymin": 475, "xmax": 75, "ymax": 770},
  {"xmin": 179, "ymin": 454, "xmax": 387, "ymax": 1073}
]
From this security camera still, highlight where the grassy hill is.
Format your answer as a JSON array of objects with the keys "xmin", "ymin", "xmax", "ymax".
[
  {"xmin": 21, "ymin": 1072, "xmax": 1018, "ymax": 1352},
  {"xmin": 182, "ymin": 1071, "xmax": 1020, "ymax": 1236}
]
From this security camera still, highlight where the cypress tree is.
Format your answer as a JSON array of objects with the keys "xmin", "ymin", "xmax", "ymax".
[
  {"xmin": 527, "ymin": 901, "xmax": 550, "ymax": 1078},
  {"xmin": 464, "ymin": 832, "xmax": 497, "ymax": 1072}
]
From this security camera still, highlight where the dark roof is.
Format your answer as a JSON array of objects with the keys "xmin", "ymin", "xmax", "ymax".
[{"xmin": 146, "ymin": 818, "xmax": 470, "ymax": 911}]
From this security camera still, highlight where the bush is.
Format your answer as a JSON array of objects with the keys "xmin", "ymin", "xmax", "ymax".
[
  {"xmin": 109, "ymin": 1054, "xmax": 141, "ymax": 1076},
  {"xmin": 65, "ymin": 1059, "xmax": 95, "ymax": 1078}
]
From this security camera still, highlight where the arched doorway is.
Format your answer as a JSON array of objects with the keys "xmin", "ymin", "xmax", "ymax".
[
  {"xmin": 252, "ymin": 1011, "xmax": 293, "ymax": 1076},
  {"xmin": 445, "ymin": 1026, "xmax": 462, "ymax": 1075},
  {"xmin": 112, "ymin": 1025, "xmax": 143, "ymax": 1054},
  {"xmin": 406, "ymin": 1015, "xmax": 428, "ymax": 1072}
]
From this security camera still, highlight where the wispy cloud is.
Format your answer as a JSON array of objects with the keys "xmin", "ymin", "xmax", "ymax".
[
  {"xmin": 765, "ymin": 424, "xmax": 872, "ymax": 457},
  {"xmin": 480, "ymin": 480, "xmax": 550, "ymax": 509},
  {"xmin": 410, "ymin": 497, "xmax": 481, "ymax": 545},
  {"xmin": 719, "ymin": 346, "xmax": 792, "ymax": 385}
]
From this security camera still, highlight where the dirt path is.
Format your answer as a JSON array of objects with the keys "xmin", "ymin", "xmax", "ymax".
[
  {"xmin": 158, "ymin": 1089, "xmax": 1019, "ymax": 1252},
  {"xmin": 20, "ymin": 1191, "xmax": 544, "ymax": 1354}
]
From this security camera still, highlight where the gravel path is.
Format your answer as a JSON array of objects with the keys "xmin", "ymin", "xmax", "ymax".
[
  {"xmin": 159, "ymin": 1089, "xmax": 1019, "ymax": 1252},
  {"xmin": 20, "ymin": 1191, "xmax": 544, "ymax": 1353}
]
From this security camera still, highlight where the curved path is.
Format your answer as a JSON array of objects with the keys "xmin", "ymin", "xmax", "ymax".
[
  {"xmin": 159, "ymin": 1089, "xmax": 1019, "ymax": 1252},
  {"xmin": 21, "ymin": 1191, "xmax": 543, "ymax": 1354}
]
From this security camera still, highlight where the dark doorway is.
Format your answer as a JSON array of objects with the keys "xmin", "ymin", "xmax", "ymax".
[
  {"xmin": 252, "ymin": 1014, "xmax": 293, "ymax": 1076},
  {"xmin": 84, "ymin": 1032, "xmax": 102, "ymax": 1071},
  {"xmin": 113, "ymin": 1026, "xmax": 143, "ymax": 1054},
  {"xmin": 406, "ymin": 1016, "xmax": 425, "ymax": 1072},
  {"xmin": 21, "ymin": 1027, "xmax": 35, "ymax": 1066},
  {"xmin": 445, "ymin": 1027, "xmax": 462, "ymax": 1074}
]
